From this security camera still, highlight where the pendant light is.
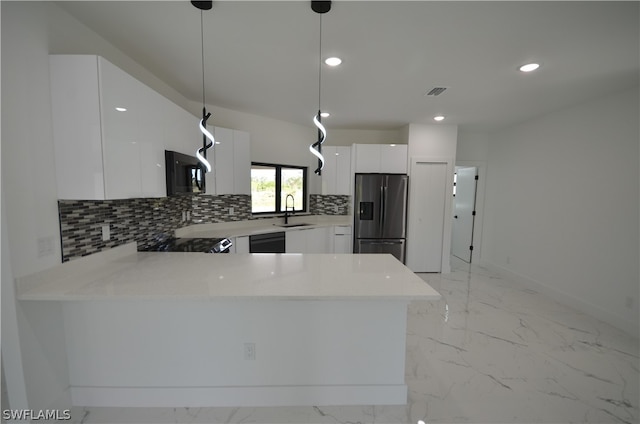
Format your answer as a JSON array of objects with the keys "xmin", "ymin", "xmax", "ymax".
[
  {"xmin": 192, "ymin": 0, "xmax": 214, "ymax": 173},
  {"xmin": 309, "ymin": 1, "xmax": 331, "ymax": 175}
]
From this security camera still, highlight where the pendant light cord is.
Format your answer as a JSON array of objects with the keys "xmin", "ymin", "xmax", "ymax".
[
  {"xmin": 195, "ymin": 6, "xmax": 213, "ymax": 173},
  {"xmin": 200, "ymin": 10, "xmax": 206, "ymax": 108},
  {"xmin": 317, "ymin": 14, "xmax": 322, "ymax": 113}
]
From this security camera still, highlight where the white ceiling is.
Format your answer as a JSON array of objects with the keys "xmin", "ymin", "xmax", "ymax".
[{"xmin": 57, "ymin": 1, "xmax": 639, "ymax": 131}]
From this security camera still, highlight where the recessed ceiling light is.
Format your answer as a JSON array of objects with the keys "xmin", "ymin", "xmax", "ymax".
[
  {"xmin": 115, "ymin": 107, "xmax": 127, "ymax": 112},
  {"xmin": 433, "ymin": 115, "xmax": 445, "ymax": 122},
  {"xmin": 324, "ymin": 57, "xmax": 342, "ymax": 67},
  {"xmin": 320, "ymin": 112, "xmax": 330, "ymax": 118},
  {"xmin": 519, "ymin": 63, "xmax": 540, "ymax": 73}
]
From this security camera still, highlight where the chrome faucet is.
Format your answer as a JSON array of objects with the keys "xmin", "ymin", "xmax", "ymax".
[{"xmin": 284, "ymin": 194, "xmax": 295, "ymax": 224}]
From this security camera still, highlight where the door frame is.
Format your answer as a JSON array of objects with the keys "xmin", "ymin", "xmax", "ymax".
[
  {"xmin": 454, "ymin": 160, "xmax": 486, "ymax": 264},
  {"xmin": 406, "ymin": 156, "xmax": 455, "ymax": 273}
]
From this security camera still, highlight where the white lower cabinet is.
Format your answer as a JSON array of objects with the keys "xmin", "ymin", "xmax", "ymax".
[
  {"xmin": 333, "ymin": 225, "xmax": 353, "ymax": 254},
  {"xmin": 307, "ymin": 227, "xmax": 331, "ymax": 253},
  {"xmin": 285, "ymin": 227, "xmax": 331, "ymax": 253},
  {"xmin": 229, "ymin": 226, "xmax": 352, "ymax": 254},
  {"xmin": 285, "ymin": 229, "xmax": 308, "ymax": 253},
  {"xmin": 230, "ymin": 236, "xmax": 249, "ymax": 254}
]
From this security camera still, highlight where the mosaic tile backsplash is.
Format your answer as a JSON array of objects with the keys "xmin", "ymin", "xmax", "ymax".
[
  {"xmin": 309, "ymin": 194, "xmax": 350, "ymax": 215},
  {"xmin": 58, "ymin": 194, "xmax": 250, "ymax": 262},
  {"xmin": 58, "ymin": 194, "xmax": 350, "ymax": 262}
]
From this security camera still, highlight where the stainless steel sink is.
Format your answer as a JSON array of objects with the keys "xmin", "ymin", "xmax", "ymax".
[{"xmin": 276, "ymin": 223, "xmax": 313, "ymax": 228}]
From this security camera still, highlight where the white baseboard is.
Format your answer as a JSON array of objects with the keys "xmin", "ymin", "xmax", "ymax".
[
  {"xmin": 70, "ymin": 385, "xmax": 408, "ymax": 408},
  {"xmin": 479, "ymin": 261, "xmax": 639, "ymax": 338}
]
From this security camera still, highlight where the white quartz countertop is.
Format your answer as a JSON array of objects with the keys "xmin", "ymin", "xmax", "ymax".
[
  {"xmin": 16, "ymin": 243, "xmax": 441, "ymax": 302},
  {"xmin": 175, "ymin": 215, "xmax": 352, "ymax": 239}
]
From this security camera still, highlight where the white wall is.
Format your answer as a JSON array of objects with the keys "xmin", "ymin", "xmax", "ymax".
[
  {"xmin": 328, "ymin": 128, "xmax": 404, "ymax": 146},
  {"xmin": 1, "ymin": 1, "xmax": 74, "ymax": 412},
  {"xmin": 2, "ymin": 2, "xmax": 62, "ymax": 278},
  {"xmin": 481, "ymin": 87, "xmax": 639, "ymax": 335},
  {"xmin": 407, "ymin": 124, "xmax": 458, "ymax": 159},
  {"xmin": 457, "ymin": 131, "xmax": 489, "ymax": 162}
]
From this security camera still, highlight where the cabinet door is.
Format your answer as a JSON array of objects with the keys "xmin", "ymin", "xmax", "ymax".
[
  {"xmin": 333, "ymin": 225, "xmax": 352, "ymax": 253},
  {"xmin": 334, "ymin": 235, "xmax": 351, "ymax": 254},
  {"xmin": 285, "ymin": 230, "xmax": 307, "ymax": 253},
  {"xmin": 50, "ymin": 55, "xmax": 105, "ymax": 200},
  {"xmin": 213, "ymin": 126, "xmax": 234, "ymax": 194},
  {"xmin": 306, "ymin": 227, "xmax": 330, "ymax": 253},
  {"xmin": 234, "ymin": 236, "xmax": 250, "ymax": 253},
  {"xmin": 138, "ymin": 85, "xmax": 166, "ymax": 198},
  {"xmin": 354, "ymin": 144, "xmax": 381, "ymax": 173},
  {"xmin": 233, "ymin": 130, "xmax": 251, "ymax": 195},
  {"xmin": 99, "ymin": 57, "xmax": 142, "ymax": 199},
  {"xmin": 335, "ymin": 146, "xmax": 352, "ymax": 195},
  {"xmin": 321, "ymin": 146, "xmax": 337, "ymax": 194},
  {"xmin": 380, "ymin": 145, "xmax": 407, "ymax": 173}
]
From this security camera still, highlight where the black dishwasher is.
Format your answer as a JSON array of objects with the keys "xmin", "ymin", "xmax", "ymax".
[{"xmin": 249, "ymin": 232, "xmax": 286, "ymax": 253}]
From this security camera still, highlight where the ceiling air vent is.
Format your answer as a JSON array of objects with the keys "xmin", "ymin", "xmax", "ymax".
[{"xmin": 425, "ymin": 87, "xmax": 448, "ymax": 96}]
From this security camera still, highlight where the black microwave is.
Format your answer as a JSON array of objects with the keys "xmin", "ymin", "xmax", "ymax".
[{"xmin": 165, "ymin": 150, "xmax": 206, "ymax": 196}]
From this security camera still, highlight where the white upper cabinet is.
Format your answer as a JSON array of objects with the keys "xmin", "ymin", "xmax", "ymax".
[
  {"xmin": 211, "ymin": 126, "xmax": 250, "ymax": 195},
  {"xmin": 100, "ymin": 57, "xmax": 166, "ymax": 199},
  {"xmin": 321, "ymin": 146, "xmax": 351, "ymax": 195},
  {"xmin": 353, "ymin": 144, "xmax": 407, "ymax": 174},
  {"xmin": 50, "ymin": 55, "xmax": 106, "ymax": 200},
  {"xmin": 50, "ymin": 55, "xmax": 199, "ymax": 200},
  {"xmin": 379, "ymin": 144, "xmax": 408, "ymax": 173}
]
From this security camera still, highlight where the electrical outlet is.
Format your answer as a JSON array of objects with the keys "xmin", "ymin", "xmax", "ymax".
[
  {"xmin": 186, "ymin": 211, "xmax": 191, "ymax": 221},
  {"xmin": 101, "ymin": 224, "xmax": 111, "ymax": 241},
  {"xmin": 244, "ymin": 342, "xmax": 256, "ymax": 360},
  {"xmin": 37, "ymin": 236, "xmax": 55, "ymax": 258},
  {"xmin": 181, "ymin": 211, "xmax": 187, "ymax": 222}
]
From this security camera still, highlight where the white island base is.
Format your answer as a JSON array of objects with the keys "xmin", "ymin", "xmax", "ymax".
[
  {"xmin": 65, "ymin": 299, "xmax": 409, "ymax": 407},
  {"xmin": 17, "ymin": 244, "xmax": 441, "ymax": 408}
]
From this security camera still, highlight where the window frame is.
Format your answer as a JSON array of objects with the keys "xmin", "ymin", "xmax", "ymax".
[{"xmin": 251, "ymin": 162, "xmax": 308, "ymax": 215}]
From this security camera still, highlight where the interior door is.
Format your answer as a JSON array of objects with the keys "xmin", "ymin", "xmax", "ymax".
[{"xmin": 451, "ymin": 167, "xmax": 477, "ymax": 263}]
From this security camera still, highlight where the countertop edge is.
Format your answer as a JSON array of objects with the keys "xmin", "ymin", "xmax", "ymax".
[{"xmin": 175, "ymin": 216, "xmax": 352, "ymax": 238}]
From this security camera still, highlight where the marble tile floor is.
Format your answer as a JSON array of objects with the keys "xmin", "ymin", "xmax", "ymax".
[{"xmin": 72, "ymin": 257, "xmax": 638, "ymax": 424}]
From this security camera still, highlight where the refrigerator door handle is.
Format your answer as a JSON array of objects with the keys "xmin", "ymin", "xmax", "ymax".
[
  {"xmin": 379, "ymin": 185, "xmax": 385, "ymax": 233},
  {"xmin": 382, "ymin": 184, "xmax": 388, "ymax": 230},
  {"xmin": 360, "ymin": 240, "xmax": 403, "ymax": 245}
]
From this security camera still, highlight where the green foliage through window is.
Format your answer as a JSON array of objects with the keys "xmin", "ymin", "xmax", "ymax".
[{"xmin": 251, "ymin": 163, "xmax": 307, "ymax": 214}]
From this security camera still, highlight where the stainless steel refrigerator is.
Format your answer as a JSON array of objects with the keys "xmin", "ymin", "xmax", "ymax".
[{"xmin": 353, "ymin": 173, "xmax": 408, "ymax": 263}]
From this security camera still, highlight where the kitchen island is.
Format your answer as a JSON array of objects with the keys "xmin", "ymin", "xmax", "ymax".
[{"xmin": 17, "ymin": 243, "xmax": 440, "ymax": 408}]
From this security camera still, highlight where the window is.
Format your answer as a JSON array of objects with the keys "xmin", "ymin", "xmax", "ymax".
[{"xmin": 251, "ymin": 163, "xmax": 307, "ymax": 214}]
